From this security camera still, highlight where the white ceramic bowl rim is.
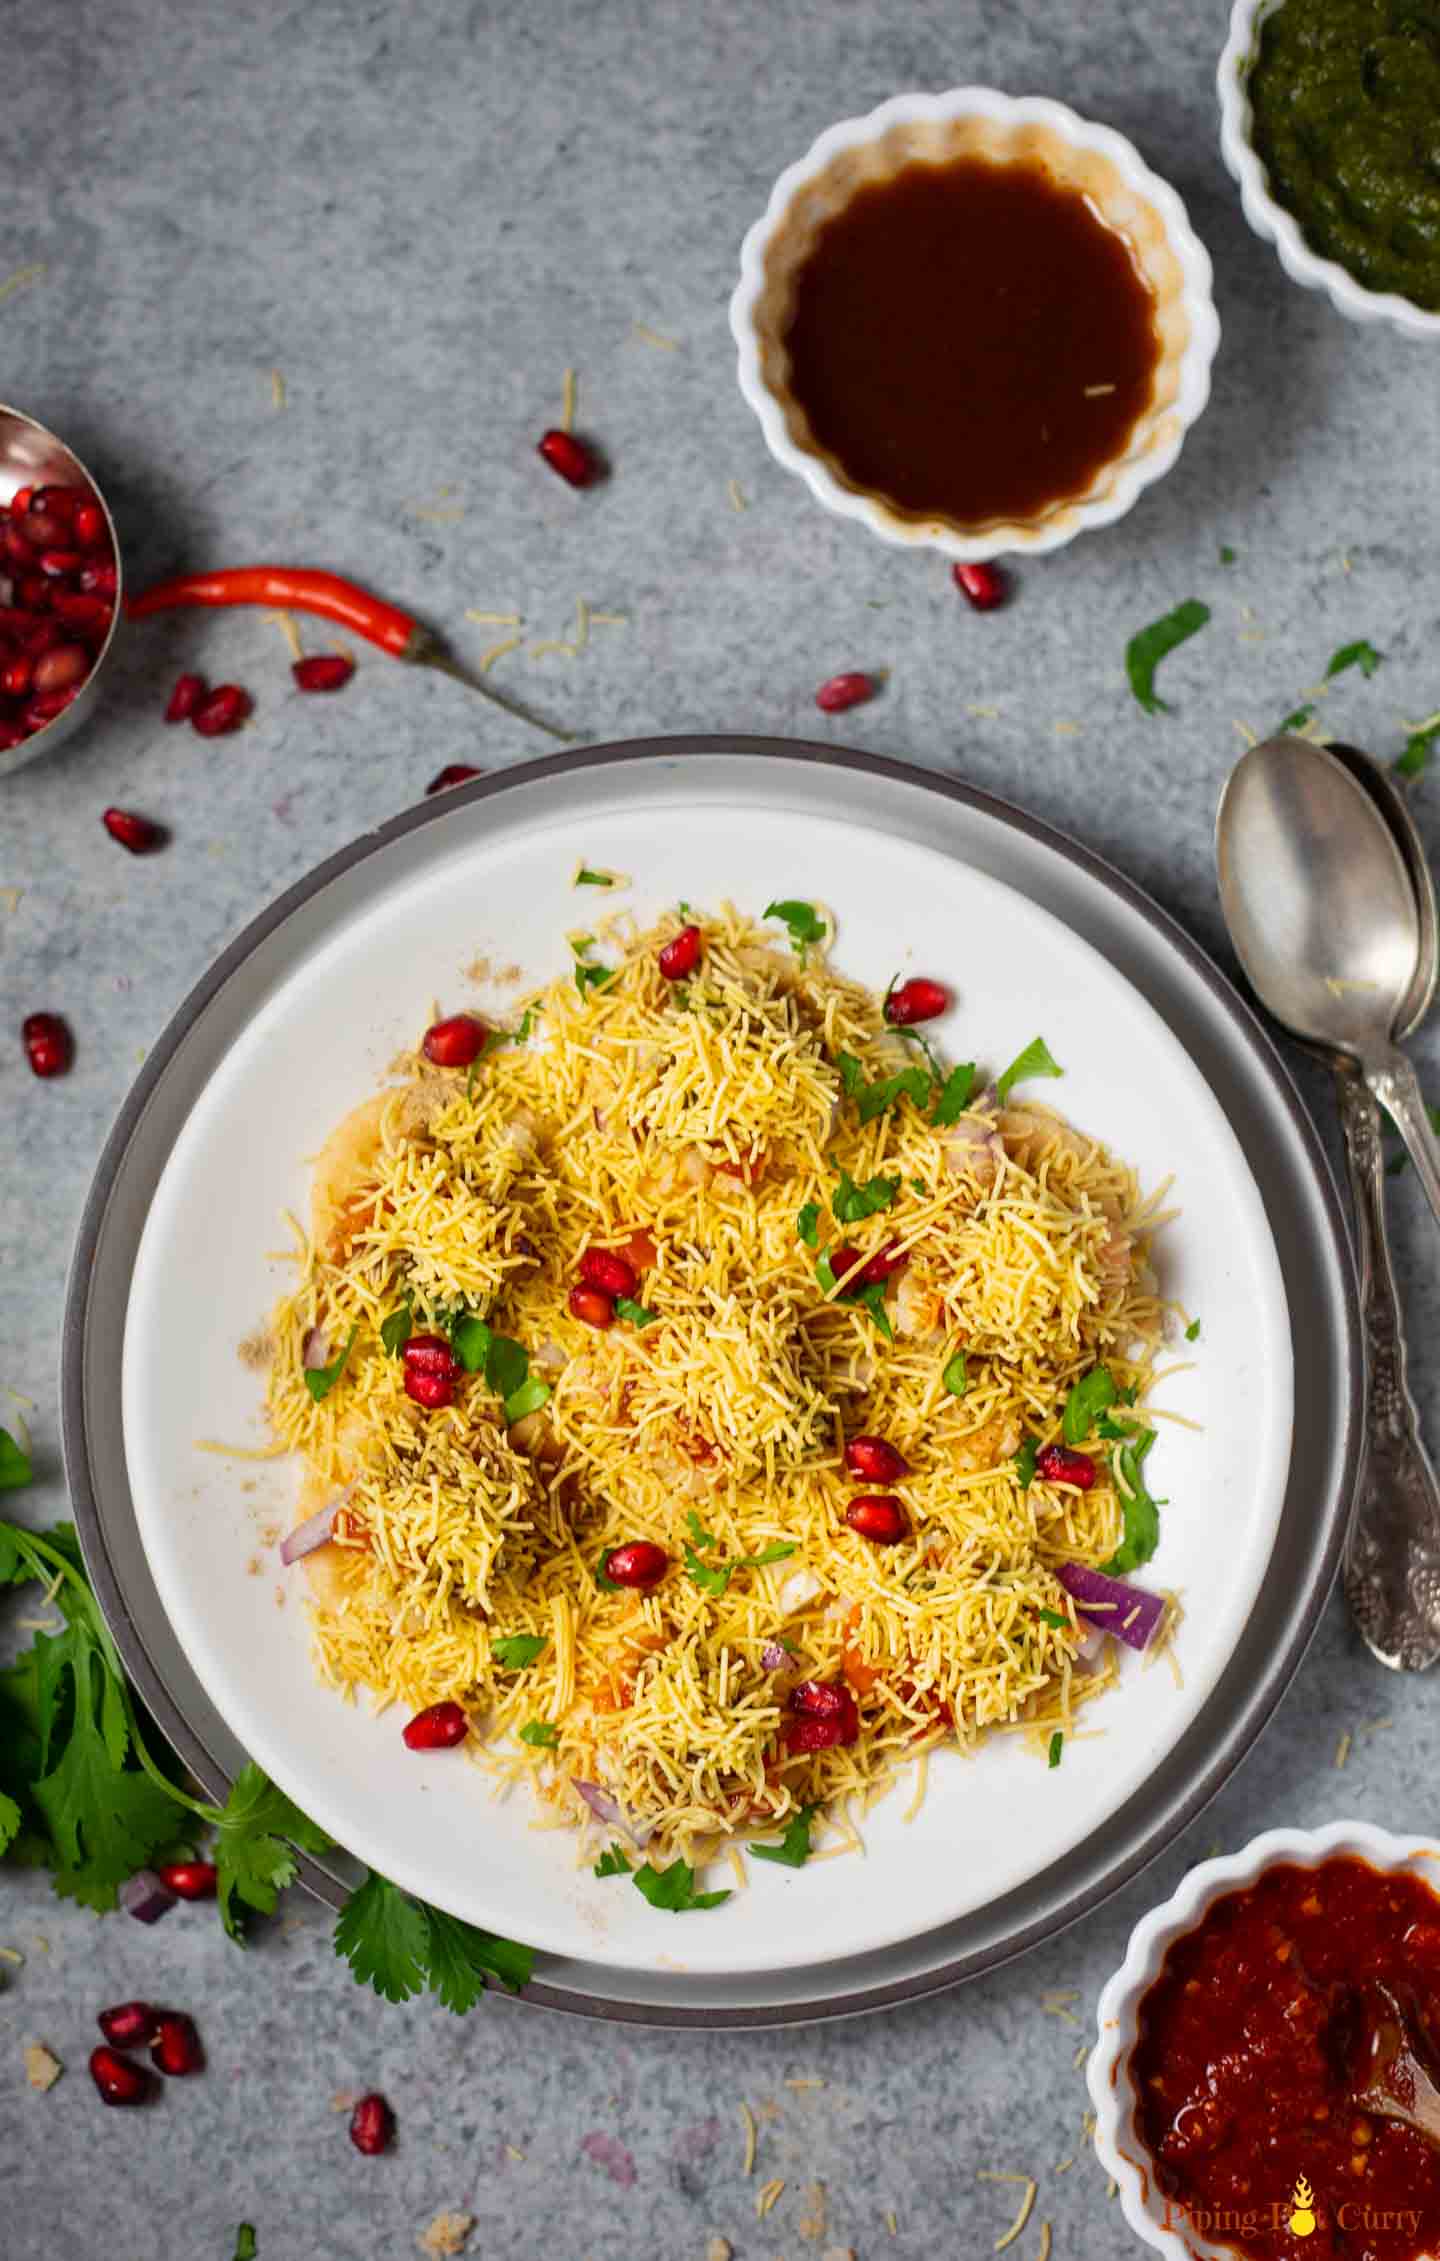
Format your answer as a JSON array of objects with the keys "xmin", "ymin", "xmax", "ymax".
[
  {"xmin": 1218, "ymin": 0, "xmax": 1440, "ymax": 342},
  {"xmin": 1089, "ymin": 1818, "xmax": 1440, "ymax": 2259},
  {"xmin": 729, "ymin": 86, "xmax": 1221, "ymax": 561}
]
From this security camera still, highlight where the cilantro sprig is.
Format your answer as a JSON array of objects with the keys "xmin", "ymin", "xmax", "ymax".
[
  {"xmin": 594, "ymin": 1843, "xmax": 631, "ymax": 1877},
  {"xmin": 632, "ymin": 1857, "xmax": 730, "ymax": 1913},
  {"xmin": 749, "ymin": 1806, "xmax": 816, "ymax": 1869},
  {"xmin": 303, "ymin": 1326, "xmax": 357, "ymax": 1404},
  {"xmin": 683, "ymin": 1511, "xmax": 794, "ymax": 1596},
  {"xmin": 1061, "ymin": 1366, "xmax": 1117, "ymax": 1444},
  {"xmin": 0, "ymin": 1427, "xmax": 32, "ymax": 1489},
  {"xmin": 334, "ymin": 1870, "xmax": 532, "ymax": 2009},
  {"xmin": 1100, "ymin": 1430, "xmax": 1164, "ymax": 1575},
  {"xmin": 994, "ymin": 1036, "xmax": 1063, "ymax": 1106},
  {"xmin": 491, "ymin": 1634, "xmax": 547, "ymax": 1669},
  {"xmin": 832, "ymin": 1170, "xmax": 898, "ymax": 1223},
  {"xmin": 763, "ymin": 899, "xmax": 827, "ymax": 961},
  {"xmin": 1125, "ymin": 599, "xmax": 1210, "ymax": 717}
]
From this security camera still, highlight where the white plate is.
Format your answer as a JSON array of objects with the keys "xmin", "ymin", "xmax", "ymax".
[{"xmin": 121, "ymin": 792, "xmax": 1293, "ymax": 1978}]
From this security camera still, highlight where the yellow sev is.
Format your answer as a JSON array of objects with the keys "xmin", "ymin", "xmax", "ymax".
[{"xmin": 263, "ymin": 906, "xmax": 1170, "ymax": 1861}]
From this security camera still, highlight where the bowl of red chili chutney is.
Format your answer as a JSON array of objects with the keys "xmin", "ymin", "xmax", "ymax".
[
  {"xmin": 730, "ymin": 88, "xmax": 1220, "ymax": 561},
  {"xmin": 1091, "ymin": 1822, "xmax": 1440, "ymax": 2261}
]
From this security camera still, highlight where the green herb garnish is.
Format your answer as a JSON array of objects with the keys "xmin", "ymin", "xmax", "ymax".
[
  {"xmin": 518, "ymin": 1721, "xmax": 558, "ymax": 1748},
  {"xmin": 574, "ymin": 961, "xmax": 616, "ymax": 997},
  {"xmin": 613, "ymin": 1297, "xmax": 657, "ymax": 1328},
  {"xmin": 834, "ymin": 1049, "xmax": 934, "ymax": 1125},
  {"xmin": 796, "ymin": 1202, "xmax": 820, "ymax": 1247},
  {"xmin": 683, "ymin": 1511, "xmax": 795, "ymax": 1597},
  {"xmin": 749, "ymin": 1806, "xmax": 817, "ymax": 1870},
  {"xmin": 1219, "ymin": 545, "xmax": 1237, "ymax": 565},
  {"xmin": 942, "ymin": 1349, "xmax": 969, "ymax": 1398},
  {"xmin": 1278, "ymin": 705, "xmax": 1317, "ymax": 735},
  {"xmin": 575, "ymin": 867, "xmax": 614, "ymax": 887},
  {"xmin": 931, "ymin": 1063, "xmax": 977, "ymax": 1127},
  {"xmin": 485, "ymin": 1334, "xmax": 530, "ymax": 1400},
  {"xmin": 1326, "ymin": 639, "xmax": 1384, "ymax": 681},
  {"xmin": 1125, "ymin": 599, "xmax": 1210, "ymax": 716},
  {"xmin": 763, "ymin": 899, "xmax": 827, "ymax": 960},
  {"xmin": 1014, "ymin": 1437, "xmax": 1039, "ymax": 1490},
  {"xmin": 632, "ymin": 1858, "xmax": 730, "ymax": 1913},
  {"xmin": 379, "ymin": 1304, "xmax": 413, "ymax": 1357},
  {"xmin": 1037, "ymin": 1608, "xmax": 1068, "ymax": 1631},
  {"xmin": 491, "ymin": 1635, "xmax": 546, "ymax": 1670},
  {"xmin": 994, "ymin": 1036, "xmax": 1063, "ymax": 1105},
  {"xmin": 1100, "ymin": 1430, "xmax": 1164, "ymax": 1576},
  {"xmin": 1048, "ymin": 1731, "xmax": 1064, "ymax": 1769},
  {"xmin": 449, "ymin": 1312, "xmax": 491, "ymax": 1372},
  {"xmin": 1061, "ymin": 1366, "xmax": 1118, "ymax": 1444},
  {"xmin": 594, "ymin": 1843, "xmax": 631, "ymax": 1877},
  {"xmin": 504, "ymin": 1377, "xmax": 551, "ymax": 1424},
  {"xmin": 207, "ymin": 1763, "xmax": 334, "ymax": 1941},
  {"xmin": 334, "ymin": 1868, "xmax": 532, "ymax": 2009},
  {"xmin": 234, "ymin": 2230, "xmax": 258, "ymax": 2261},
  {"xmin": 832, "ymin": 1169, "xmax": 898, "ymax": 1223},
  {"xmin": 303, "ymin": 1326, "xmax": 357, "ymax": 1404},
  {"xmin": 1185, "ymin": 1318, "xmax": 1201, "ymax": 1342},
  {"xmin": 1397, "ymin": 714, "xmax": 1440, "ymax": 781},
  {"xmin": 0, "ymin": 1427, "xmax": 32, "ymax": 1489}
]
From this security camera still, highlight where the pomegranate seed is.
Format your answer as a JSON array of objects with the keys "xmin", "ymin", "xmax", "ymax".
[
  {"xmin": 4, "ymin": 521, "xmax": 35, "ymax": 565},
  {"xmin": 156, "ymin": 1858, "xmax": 217, "ymax": 1899},
  {"xmin": 953, "ymin": 560, "xmax": 1008, "ymax": 612},
  {"xmin": 150, "ymin": 2011, "xmax": 203, "ymax": 2077},
  {"xmin": 22, "ymin": 1010, "xmax": 71, "ymax": 1078},
  {"xmin": 0, "ymin": 654, "xmax": 32, "ymax": 697},
  {"xmin": 38, "ymin": 548, "xmax": 82, "ymax": 579},
  {"xmin": 349, "ymin": 2091, "xmax": 394, "ymax": 2155},
  {"xmin": 579, "ymin": 1247, "xmax": 638, "ymax": 1299},
  {"xmin": 165, "ymin": 671, "xmax": 205, "ymax": 723},
  {"xmin": 293, "ymin": 653, "xmax": 355, "ymax": 693},
  {"xmin": 50, "ymin": 590, "xmax": 111, "ymax": 632},
  {"xmin": 9, "ymin": 483, "xmax": 33, "ymax": 515},
  {"xmin": 846, "ymin": 1494, "xmax": 908, "ymax": 1545},
  {"xmin": 30, "ymin": 484, "xmax": 80, "ymax": 521},
  {"xmin": 402, "ymin": 1700, "xmax": 468, "ymax": 1751},
  {"xmin": 103, "ymin": 806, "xmax": 166, "ymax": 855},
  {"xmin": 1035, "ymin": 1442, "xmax": 1096, "ymax": 1490},
  {"xmin": 71, "ymin": 500, "xmax": 107, "ymax": 548},
  {"xmin": 401, "ymin": 1333, "xmax": 459, "ymax": 1381},
  {"xmin": 815, "ymin": 671, "xmax": 875, "ymax": 714},
  {"xmin": 537, "ymin": 428, "xmax": 599, "ymax": 488},
  {"xmin": 16, "ymin": 573, "xmax": 50, "ymax": 609},
  {"xmin": 421, "ymin": 1013, "xmax": 487, "ymax": 1068},
  {"xmin": 885, "ymin": 977, "xmax": 950, "ymax": 1026},
  {"xmin": 845, "ymin": 1435, "xmax": 910, "ymax": 1483},
  {"xmin": 191, "ymin": 683, "xmax": 252, "ymax": 737},
  {"xmin": 860, "ymin": 1240, "xmax": 907, "ymax": 1285},
  {"xmin": 657, "ymin": 923, "xmax": 701, "ymax": 981},
  {"xmin": 22, "ymin": 688, "xmax": 78, "ymax": 731},
  {"xmin": 426, "ymin": 762, "xmax": 482, "ymax": 795},
  {"xmin": 98, "ymin": 2002, "xmax": 159, "ymax": 2048},
  {"xmin": 89, "ymin": 2046, "xmax": 152, "ymax": 2106},
  {"xmin": 32, "ymin": 642, "xmax": 90, "ymax": 696},
  {"xmin": 0, "ymin": 723, "xmax": 24, "ymax": 752},
  {"xmin": 826, "ymin": 1244, "xmax": 863, "ymax": 1285},
  {"xmin": 404, "ymin": 1368, "xmax": 457, "ymax": 1409},
  {"xmin": 601, "ymin": 1540, "xmax": 668, "ymax": 1589},
  {"xmin": 79, "ymin": 557, "xmax": 118, "ymax": 597},
  {"xmin": 569, "ymin": 1283, "xmax": 615, "ymax": 1330},
  {"xmin": 787, "ymin": 1681, "xmax": 859, "ymax": 1750}
]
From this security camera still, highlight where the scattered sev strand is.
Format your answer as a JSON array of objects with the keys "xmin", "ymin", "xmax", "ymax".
[
  {"xmin": 739, "ymin": 2101, "xmax": 757, "ymax": 2176},
  {"xmin": 728, "ymin": 479, "xmax": 747, "ymax": 512},
  {"xmin": 269, "ymin": 368, "xmax": 286, "ymax": 410},
  {"xmin": 265, "ymin": 611, "xmax": 304, "ymax": 662},
  {"xmin": 978, "ymin": 2173, "xmax": 1037, "ymax": 2253},
  {"xmin": 0, "ymin": 263, "xmax": 45, "ymax": 307},
  {"xmin": 1034, "ymin": 2223, "xmax": 1052, "ymax": 2261},
  {"xmin": 755, "ymin": 2177, "xmax": 785, "ymax": 2219},
  {"xmin": 465, "ymin": 611, "xmax": 524, "ymax": 627},
  {"xmin": 195, "ymin": 1437, "xmax": 288, "ymax": 1460},
  {"xmin": 560, "ymin": 368, "xmax": 577, "ymax": 434},
  {"xmin": 476, "ymin": 635, "xmax": 524, "ymax": 674},
  {"xmin": 1334, "ymin": 1730, "xmax": 1353, "ymax": 1771},
  {"xmin": 633, "ymin": 322, "xmax": 680, "ymax": 351}
]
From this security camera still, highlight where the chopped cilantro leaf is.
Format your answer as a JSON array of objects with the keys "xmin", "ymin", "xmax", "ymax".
[
  {"xmin": 0, "ymin": 1427, "xmax": 32, "ymax": 1489},
  {"xmin": 1185, "ymin": 1318, "xmax": 1201, "ymax": 1343},
  {"xmin": 1100, "ymin": 1431, "xmax": 1164, "ymax": 1576},
  {"xmin": 334, "ymin": 1868, "xmax": 532, "ymax": 2009},
  {"xmin": 832, "ymin": 1169, "xmax": 898, "ymax": 1223},
  {"xmin": 852, "ymin": 1280, "xmax": 894, "ymax": 1341},
  {"xmin": 749, "ymin": 1805, "xmax": 816, "ymax": 1869},
  {"xmin": 1397, "ymin": 716, "xmax": 1440, "ymax": 780},
  {"xmin": 763, "ymin": 899, "xmax": 827, "ymax": 959},
  {"xmin": 379, "ymin": 1303, "xmax": 413, "ymax": 1357},
  {"xmin": 593, "ymin": 1554, "xmax": 622, "ymax": 1593},
  {"xmin": 1125, "ymin": 599, "xmax": 1210, "ymax": 717},
  {"xmin": 491, "ymin": 1634, "xmax": 546, "ymax": 1670},
  {"xmin": 504, "ymin": 1378, "xmax": 550, "ymax": 1424},
  {"xmin": 575, "ymin": 866, "xmax": 614, "ymax": 886},
  {"xmin": 684, "ymin": 1514, "xmax": 795, "ymax": 1595},
  {"xmin": 683, "ymin": 1547, "xmax": 729, "ymax": 1596},
  {"xmin": 518, "ymin": 1721, "xmax": 558, "ymax": 1748},
  {"xmin": 574, "ymin": 961, "xmax": 616, "ymax": 997},
  {"xmin": 302, "ymin": 1326, "xmax": 357, "ymax": 1404},
  {"xmin": 1219, "ymin": 545, "xmax": 1237, "ymax": 565},
  {"xmin": 1014, "ymin": 1437, "xmax": 1039, "ymax": 1490},
  {"xmin": 796, "ymin": 1202, "xmax": 820, "ymax": 1247},
  {"xmin": 484, "ymin": 1334, "xmax": 529, "ymax": 1400},
  {"xmin": 234, "ymin": 2231, "xmax": 258, "ymax": 2261},
  {"xmin": 931, "ymin": 1062, "xmax": 977, "ymax": 1126},
  {"xmin": 911, "ymin": 1177, "xmax": 928, "ymax": 1196},
  {"xmin": 614, "ymin": 1297, "xmax": 657, "ymax": 1328},
  {"xmin": 449, "ymin": 1312, "xmax": 491, "ymax": 1372},
  {"xmin": 685, "ymin": 1510, "xmax": 718, "ymax": 1551},
  {"xmin": 836, "ymin": 1051, "xmax": 867, "ymax": 1099},
  {"xmin": 942, "ymin": 1349, "xmax": 969, "ymax": 1398},
  {"xmin": 1278, "ymin": 705, "xmax": 1316, "ymax": 735},
  {"xmin": 632, "ymin": 1858, "xmax": 730, "ymax": 1913},
  {"xmin": 1048, "ymin": 1731, "xmax": 1064, "ymax": 1769},
  {"xmin": 1326, "ymin": 639, "xmax": 1383, "ymax": 681},
  {"xmin": 994, "ymin": 1036, "xmax": 1063, "ymax": 1105},
  {"xmin": 594, "ymin": 1843, "xmax": 631, "ymax": 1877},
  {"xmin": 1062, "ymin": 1366, "xmax": 1117, "ymax": 1444},
  {"xmin": 1037, "ymin": 1608, "xmax": 1068, "ymax": 1630}
]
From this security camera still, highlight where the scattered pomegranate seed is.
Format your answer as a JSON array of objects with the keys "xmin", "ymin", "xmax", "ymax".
[
  {"xmin": 885, "ymin": 977, "xmax": 949, "ymax": 1025},
  {"xmin": 815, "ymin": 672, "xmax": 875, "ymax": 714},
  {"xmin": 846, "ymin": 1494, "xmax": 908, "ymax": 1545},
  {"xmin": 38, "ymin": 548, "xmax": 82, "ymax": 579},
  {"xmin": 826, "ymin": 1244, "xmax": 863, "ymax": 1285},
  {"xmin": 23, "ymin": 687, "xmax": 78, "ymax": 732},
  {"xmin": 860, "ymin": 1240, "xmax": 907, "ymax": 1285},
  {"xmin": 569, "ymin": 1283, "xmax": 615, "ymax": 1330},
  {"xmin": 26, "ymin": 642, "xmax": 87, "ymax": 698},
  {"xmin": 537, "ymin": 428, "xmax": 599, "ymax": 488},
  {"xmin": 402, "ymin": 1700, "xmax": 468, "ymax": 1751},
  {"xmin": 426, "ymin": 762, "xmax": 482, "ymax": 795},
  {"xmin": 421, "ymin": 1013, "xmax": 487, "ymax": 1068},
  {"xmin": 71, "ymin": 499, "xmax": 106, "ymax": 547},
  {"xmin": 293, "ymin": 653, "xmax": 355, "ymax": 693},
  {"xmin": 953, "ymin": 560, "xmax": 1008, "ymax": 612},
  {"xmin": 22, "ymin": 1011, "xmax": 72, "ymax": 1078},
  {"xmin": 88, "ymin": 2046, "xmax": 152, "ymax": 2106},
  {"xmin": 579, "ymin": 1247, "xmax": 638, "ymax": 1299},
  {"xmin": 601, "ymin": 1540, "xmax": 668, "ymax": 1590},
  {"xmin": 29, "ymin": 485, "xmax": 79, "ymax": 521},
  {"xmin": 102, "ymin": 806, "xmax": 167, "ymax": 855},
  {"xmin": 165, "ymin": 671, "xmax": 205, "ymax": 723},
  {"xmin": 0, "ymin": 654, "xmax": 32, "ymax": 698},
  {"xmin": 787, "ymin": 1681, "xmax": 860, "ymax": 1751},
  {"xmin": 405, "ymin": 1369, "xmax": 456, "ymax": 1410},
  {"xmin": 191, "ymin": 683, "xmax": 252, "ymax": 737},
  {"xmin": 49, "ymin": 592, "xmax": 112, "ymax": 634},
  {"xmin": 657, "ymin": 923, "xmax": 701, "ymax": 981},
  {"xmin": 156, "ymin": 1859, "xmax": 217, "ymax": 1900},
  {"xmin": 402, "ymin": 1333, "xmax": 459, "ymax": 1409},
  {"xmin": 845, "ymin": 1435, "xmax": 910, "ymax": 1483},
  {"xmin": 15, "ymin": 572, "xmax": 51, "ymax": 611},
  {"xmin": 1035, "ymin": 1442, "xmax": 1097, "ymax": 1490},
  {"xmin": 349, "ymin": 2091, "xmax": 394, "ymax": 2155},
  {"xmin": 150, "ymin": 2011, "xmax": 203, "ymax": 2077},
  {"xmin": 98, "ymin": 2002, "xmax": 159, "ymax": 2049}
]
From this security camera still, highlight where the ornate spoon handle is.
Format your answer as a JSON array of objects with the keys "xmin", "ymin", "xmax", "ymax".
[
  {"xmin": 1366, "ymin": 1046, "xmax": 1440, "ymax": 1236},
  {"xmin": 1337, "ymin": 1067, "xmax": 1440, "ymax": 1670}
]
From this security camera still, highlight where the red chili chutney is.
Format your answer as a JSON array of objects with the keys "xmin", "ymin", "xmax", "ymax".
[{"xmin": 1132, "ymin": 1858, "xmax": 1440, "ymax": 2261}]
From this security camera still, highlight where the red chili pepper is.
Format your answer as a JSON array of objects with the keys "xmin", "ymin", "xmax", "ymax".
[{"xmin": 125, "ymin": 568, "xmax": 573, "ymax": 742}]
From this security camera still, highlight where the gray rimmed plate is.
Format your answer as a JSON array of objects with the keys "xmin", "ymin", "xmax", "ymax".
[{"xmin": 62, "ymin": 738, "xmax": 1360, "ymax": 2026}]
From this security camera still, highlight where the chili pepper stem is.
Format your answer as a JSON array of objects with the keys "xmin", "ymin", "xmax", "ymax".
[{"xmin": 415, "ymin": 644, "xmax": 576, "ymax": 743}]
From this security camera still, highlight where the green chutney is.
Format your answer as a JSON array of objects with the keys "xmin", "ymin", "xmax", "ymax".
[{"xmin": 1248, "ymin": 0, "xmax": 1440, "ymax": 310}]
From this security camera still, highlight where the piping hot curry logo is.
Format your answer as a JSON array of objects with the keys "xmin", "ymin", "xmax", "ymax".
[{"xmin": 1162, "ymin": 2172, "xmax": 1422, "ymax": 2244}]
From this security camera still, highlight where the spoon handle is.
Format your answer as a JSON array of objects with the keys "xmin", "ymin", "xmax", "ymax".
[
  {"xmin": 1366, "ymin": 1049, "xmax": 1440, "ymax": 1234},
  {"xmin": 1336, "ymin": 1067, "xmax": 1440, "ymax": 1671}
]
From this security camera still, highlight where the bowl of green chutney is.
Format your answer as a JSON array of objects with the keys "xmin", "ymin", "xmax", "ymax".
[{"xmin": 1219, "ymin": 0, "xmax": 1440, "ymax": 340}]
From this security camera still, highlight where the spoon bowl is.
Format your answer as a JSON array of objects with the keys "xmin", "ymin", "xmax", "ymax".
[{"xmin": 1325, "ymin": 739, "xmax": 1439, "ymax": 1045}]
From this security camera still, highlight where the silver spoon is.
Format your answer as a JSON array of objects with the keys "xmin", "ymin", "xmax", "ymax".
[{"xmin": 1217, "ymin": 734, "xmax": 1440, "ymax": 1668}]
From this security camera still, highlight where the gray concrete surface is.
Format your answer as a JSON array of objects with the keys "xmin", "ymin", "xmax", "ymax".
[{"xmin": 2, "ymin": 0, "xmax": 1439, "ymax": 2255}]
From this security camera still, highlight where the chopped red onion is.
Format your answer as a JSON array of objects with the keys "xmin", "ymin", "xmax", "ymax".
[
  {"xmin": 760, "ymin": 1641, "xmax": 789, "ymax": 1671},
  {"xmin": 120, "ymin": 1868, "xmax": 176, "ymax": 1923},
  {"xmin": 573, "ymin": 1779, "xmax": 652, "ymax": 1846},
  {"xmin": 279, "ymin": 1494, "xmax": 344, "ymax": 1564},
  {"xmin": 1057, "ymin": 1561, "xmax": 1167, "ymax": 1652},
  {"xmin": 301, "ymin": 1325, "xmax": 330, "ymax": 1370}
]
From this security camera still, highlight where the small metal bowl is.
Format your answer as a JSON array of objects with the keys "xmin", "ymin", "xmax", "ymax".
[{"xmin": 0, "ymin": 401, "xmax": 123, "ymax": 781}]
